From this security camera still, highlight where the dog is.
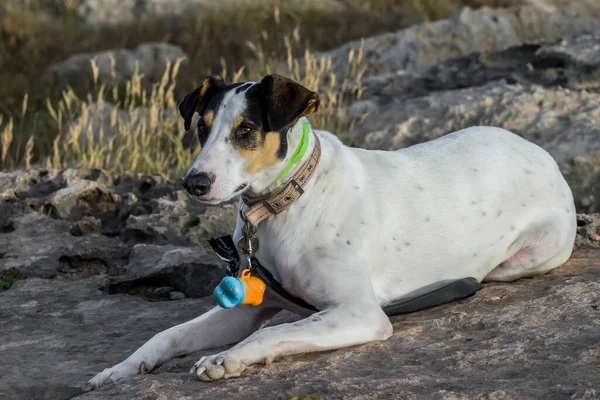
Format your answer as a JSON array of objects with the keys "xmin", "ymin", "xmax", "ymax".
[{"xmin": 85, "ymin": 74, "xmax": 576, "ymax": 389}]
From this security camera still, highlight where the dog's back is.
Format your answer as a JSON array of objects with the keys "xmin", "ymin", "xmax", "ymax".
[{"xmin": 309, "ymin": 126, "xmax": 576, "ymax": 303}]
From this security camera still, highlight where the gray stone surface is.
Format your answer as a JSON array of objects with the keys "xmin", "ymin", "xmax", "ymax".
[
  {"xmin": 72, "ymin": 0, "xmax": 345, "ymax": 24},
  {"xmin": 0, "ymin": 167, "xmax": 234, "ymax": 294},
  {"xmin": 575, "ymin": 213, "xmax": 600, "ymax": 249},
  {"xmin": 111, "ymin": 244, "xmax": 225, "ymax": 299},
  {"xmin": 0, "ymin": 276, "xmax": 215, "ymax": 400},
  {"xmin": 2, "ymin": 246, "xmax": 598, "ymax": 399},
  {"xmin": 322, "ymin": 6, "xmax": 600, "ymax": 79}
]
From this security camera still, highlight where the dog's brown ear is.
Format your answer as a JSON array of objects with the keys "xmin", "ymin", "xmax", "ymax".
[
  {"xmin": 179, "ymin": 76, "xmax": 223, "ymax": 131},
  {"xmin": 259, "ymin": 75, "xmax": 320, "ymax": 132}
]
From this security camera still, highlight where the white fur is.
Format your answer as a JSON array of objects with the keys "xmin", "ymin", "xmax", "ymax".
[{"xmin": 85, "ymin": 112, "xmax": 576, "ymax": 389}]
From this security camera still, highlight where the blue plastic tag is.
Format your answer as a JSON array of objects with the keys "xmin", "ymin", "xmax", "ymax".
[{"xmin": 214, "ymin": 276, "xmax": 246, "ymax": 309}]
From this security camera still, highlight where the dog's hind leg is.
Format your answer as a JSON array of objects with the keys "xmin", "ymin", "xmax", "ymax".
[
  {"xmin": 484, "ymin": 216, "xmax": 575, "ymax": 282},
  {"xmin": 190, "ymin": 303, "xmax": 393, "ymax": 381},
  {"xmin": 84, "ymin": 305, "xmax": 278, "ymax": 391}
]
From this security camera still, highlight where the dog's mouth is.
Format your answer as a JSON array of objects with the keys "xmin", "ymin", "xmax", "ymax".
[{"xmin": 190, "ymin": 183, "xmax": 249, "ymax": 206}]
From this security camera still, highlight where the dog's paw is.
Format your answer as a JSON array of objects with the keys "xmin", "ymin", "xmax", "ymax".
[
  {"xmin": 190, "ymin": 353, "xmax": 246, "ymax": 382},
  {"xmin": 82, "ymin": 361, "xmax": 142, "ymax": 392}
]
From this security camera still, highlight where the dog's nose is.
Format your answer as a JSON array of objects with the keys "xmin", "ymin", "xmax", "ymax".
[{"xmin": 183, "ymin": 172, "xmax": 213, "ymax": 196}]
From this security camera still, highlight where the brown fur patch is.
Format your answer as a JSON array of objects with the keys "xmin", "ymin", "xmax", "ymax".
[
  {"xmin": 236, "ymin": 132, "xmax": 282, "ymax": 174},
  {"xmin": 233, "ymin": 116, "xmax": 245, "ymax": 130},
  {"xmin": 195, "ymin": 78, "xmax": 214, "ymax": 113},
  {"xmin": 300, "ymin": 97, "xmax": 320, "ymax": 117},
  {"xmin": 204, "ymin": 110, "xmax": 214, "ymax": 127}
]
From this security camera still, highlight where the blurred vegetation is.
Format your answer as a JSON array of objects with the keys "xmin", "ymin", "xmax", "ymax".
[
  {"xmin": 0, "ymin": 0, "xmax": 515, "ymax": 176},
  {"xmin": 0, "ymin": 268, "xmax": 26, "ymax": 292}
]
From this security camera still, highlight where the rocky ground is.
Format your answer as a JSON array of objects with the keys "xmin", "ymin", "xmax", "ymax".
[
  {"xmin": 2, "ymin": 2, "xmax": 600, "ymax": 400},
  {"xmin": 0, "ymin": 167, "xmax": 599, "ymax": 400}
]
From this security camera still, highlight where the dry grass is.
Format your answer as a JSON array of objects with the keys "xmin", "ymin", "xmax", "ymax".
[
  {"xmin": 0, "ymin": 0, "xmax": 511, "ymax": 177},
  {"xmin": 1, "ymin": 33, "xmax": 366, "ymax": 177}
]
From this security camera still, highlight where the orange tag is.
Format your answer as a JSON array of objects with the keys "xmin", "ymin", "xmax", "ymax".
[{"xmin": 239, "ymin": 269, "xmax": 266, "ymax": 306}]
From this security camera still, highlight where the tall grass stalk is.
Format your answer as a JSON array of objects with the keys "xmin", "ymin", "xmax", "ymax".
[{"xmin": 28, "ymin": 37, "xmax": 366, "ymax": 179}]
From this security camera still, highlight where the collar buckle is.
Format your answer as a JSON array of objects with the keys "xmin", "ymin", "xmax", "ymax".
[{"xmin": 289, "ymin": 179, "xmax": 304, "ymax": 195}]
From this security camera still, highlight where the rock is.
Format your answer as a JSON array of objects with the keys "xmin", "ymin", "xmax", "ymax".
[
  {"xmin": 152, "ymin": 286, "xmax": 173, "ymax": 296},
  {"xmin": 169, "ymin": 291, "xmax": 186, "ymax": 300},
  {"xmin": 0, "ymin": 168, "xmax": 235, "ymax": 249},
  {"xmin": 354, "ymin": 35, "xmax": 600, "ymax": 105},
  {"xmin": 0, "ymin": 212, "xmax": 130, "ymax": 279},
  {"xmin": 0, "ymin": 276, "xmax": 216, "ymax": 400},
  {"xmin": 108, "ymin": 244, "xmax": 225, "ymax": 299},
  {"xmin": 525, "ymin": 0, "xmax": 600, "ymax": 17},
  {"xmin": 575, "ymin": 213, "xmax": 600, "ymax": 249},
  {"xmin": 45, "ymin": 43, "xmax": 187, "ymax": 94},
  {"xmin": 537, "ymin": 33, "xmax": 600, "ymax": 68},
  {"xmin": 73, "ymin": 0, "xmax": 345, "ymax": 24},
  {"xmin": 322, "ymin": 6, "xmax": 600, "ymax": 78},
  {"xmin": 0, "ymin": 168, "xmax": 234, "ymax": 282},
  {"xmin": 119, "ymin": 196, "xmax": 236, "ymax": 247}
]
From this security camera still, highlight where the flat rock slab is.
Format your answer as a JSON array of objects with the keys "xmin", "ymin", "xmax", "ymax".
[
  {"xmin": 0, "ymin": 276, "xmax": 215, "ymax": 400},
  {"xmin": 1, "ymin": 249, "xmax": 598, "ymax": 400},
  {"xmin": 322, "ymin": 6, "xmax": 600, "ymax": 78}
]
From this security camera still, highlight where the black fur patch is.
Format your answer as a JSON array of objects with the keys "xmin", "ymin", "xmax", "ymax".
[{"xmin": 179, "ymin": 75, "xmax": 320, "ymax": 162}]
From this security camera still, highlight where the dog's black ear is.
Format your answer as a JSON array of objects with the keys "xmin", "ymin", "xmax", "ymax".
[
  {"xmin": 259, "ymin": 75, "xmax": 320, "ymax": 132},
  {"xmin": 178, "ymin": 76, "xmax": 223, "ymax": 131}
]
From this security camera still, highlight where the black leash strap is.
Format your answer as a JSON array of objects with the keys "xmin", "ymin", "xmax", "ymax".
[
  {"xmin": 381, "ymin": 278, "xmax": 482, "ymax": 316},
  {"xmin": 250, "ymin": 257, "xmax": 319, "ymax": 312},
  {"xmin": 208, "ymin": 235, "xmax": 482, "ymax": 316},
  {"xmin": 207, "ymin": 236, "xmax": 240, "ymax": 277}
]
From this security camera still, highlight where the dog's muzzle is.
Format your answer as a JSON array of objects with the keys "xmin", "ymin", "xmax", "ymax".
[{"xmin": 183, "ymin": 172, "xmax": 213, "ymax": 196}]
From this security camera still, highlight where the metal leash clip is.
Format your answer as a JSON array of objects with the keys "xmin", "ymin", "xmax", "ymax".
[{"xmin": 238, "ymin": 207, "xmax": 259, "ymax": 271}]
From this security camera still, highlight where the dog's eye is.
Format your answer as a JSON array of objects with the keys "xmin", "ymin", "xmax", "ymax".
[
  {"xmin": 197, "ymin": 119, "xmax": 206, "ymax": 133},
  {"xmin": 240, "ymin": 127, "xmax": 253, "ymax": 135}
]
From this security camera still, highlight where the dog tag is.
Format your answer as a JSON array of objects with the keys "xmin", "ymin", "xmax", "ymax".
[
  {"xmin": 237, "ymin": 235, "xmax": 259, "ymax": 255},
  {"xmin": 213, "ymin": 269, "xmax": 266, "ymax": 309}
]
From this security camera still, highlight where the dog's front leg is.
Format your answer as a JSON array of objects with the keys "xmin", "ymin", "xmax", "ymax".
[
  {"xmin": 84, "ymin": 305, "xmax": 278, "ymax": 391},
  {"xmin": 191, "ymin": 304, "xmax": 393, "ymax": 381}
]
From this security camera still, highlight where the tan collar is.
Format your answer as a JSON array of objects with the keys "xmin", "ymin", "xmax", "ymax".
[{"xmin": 242, "ymin": 134, "xmax": 321, "ymax": 226}]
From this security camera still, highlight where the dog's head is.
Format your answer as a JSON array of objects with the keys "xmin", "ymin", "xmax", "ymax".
[{"xmin": 179, "ymin": 75, "xmax": 320, "ymax": 204}]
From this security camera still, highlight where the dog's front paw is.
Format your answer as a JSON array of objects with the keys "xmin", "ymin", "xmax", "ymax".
[
  {"xmin": 83, "ymin": 361, "xmax": 143, "ymax": 392},
  {"xmin": 190, "ymin": 353, "xmax": 246, "ymax": 382}
]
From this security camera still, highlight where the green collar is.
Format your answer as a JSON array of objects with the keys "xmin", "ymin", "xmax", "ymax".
[{"xmin": 269, "ymin": 120, "xmax": 311, "ymax": 188}]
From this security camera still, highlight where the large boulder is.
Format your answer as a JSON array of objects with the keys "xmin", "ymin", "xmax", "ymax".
[
  {"xmin": 322, "ymin": 6, "xmax": 600, "ymax": 78},
  {"xmin": 44, "ymin": 43, "xmax": 187, "ymax": 94}
]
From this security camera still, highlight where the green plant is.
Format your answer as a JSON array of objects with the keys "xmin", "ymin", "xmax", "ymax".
[{"xmin": 0, "ymin": 268, "xmax": 26, "ymax": 292}]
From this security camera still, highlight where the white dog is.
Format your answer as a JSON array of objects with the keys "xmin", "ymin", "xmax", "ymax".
[{"xmin": 85, "ymin": 75, "xmax": 576, "ymax": 390}]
